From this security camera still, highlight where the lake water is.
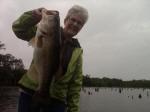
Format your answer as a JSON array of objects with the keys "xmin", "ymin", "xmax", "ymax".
[
  {"xmin": 0, "ymin": 87, "xmax": 150, "ymax": 112},
  {"xmin": 79, "ymin": 87, "xmax": 150, "ymax": 112},
  {"xmin": 0, "ymin": 87, "xmax": 19, "ymax": 112}
]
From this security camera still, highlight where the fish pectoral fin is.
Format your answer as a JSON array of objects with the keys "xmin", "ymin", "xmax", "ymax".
[
  {"xmin": 28, "ymin": 37, "xmax": 43, "ymax": 48},
  {"xmin": 28, "ymin": 37, "xmax": 36, "ymax": 48}
]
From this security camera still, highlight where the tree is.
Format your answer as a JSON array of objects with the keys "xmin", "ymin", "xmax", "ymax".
[
  {"xmin": 0, "ymin": 53, "xmax": 26, "ymax": 86},
  {"xmin": 0, "ymin": 41, "xmax": 26, "ymax": 86}
]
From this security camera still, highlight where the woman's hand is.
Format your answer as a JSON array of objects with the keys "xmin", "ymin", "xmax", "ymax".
[{"xmin": 32, "ymin": 7, "xmax": 45, "ymax": 23}]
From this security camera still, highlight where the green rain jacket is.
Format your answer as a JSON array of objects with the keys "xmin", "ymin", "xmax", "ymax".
[{"xmin": 12, "ymin": 10, "xmax": 83, "ymax": 112}]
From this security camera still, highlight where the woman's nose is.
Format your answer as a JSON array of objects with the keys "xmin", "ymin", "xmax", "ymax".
[{"xmin": 73, "ymin": 21, "xmax": 79, "ymax": 27}]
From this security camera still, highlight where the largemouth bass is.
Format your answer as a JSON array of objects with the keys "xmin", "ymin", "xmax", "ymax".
[{"xmin": 29, "ymin": 9, "xmax": 61, "ymax": 106}]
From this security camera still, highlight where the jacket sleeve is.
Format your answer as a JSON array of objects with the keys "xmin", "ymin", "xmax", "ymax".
[
  {"xmin": 12, "ymin": 10, "xmax": 38, "ymax": 41},
  {"xmin": 67, "ymin": 53, "xmax": 83, "ymax": 112}
]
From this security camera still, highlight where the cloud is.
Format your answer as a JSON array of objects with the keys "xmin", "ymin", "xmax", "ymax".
[{"xmin": 1, "ymin": 0, "xmax": 150, "ymax": 80}]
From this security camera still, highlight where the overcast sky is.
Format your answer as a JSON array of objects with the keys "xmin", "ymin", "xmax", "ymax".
[{"xmin": 1, "ymin": 0, "xmax": 150, "ymax": 80}]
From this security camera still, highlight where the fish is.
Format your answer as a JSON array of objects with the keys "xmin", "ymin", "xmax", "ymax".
[{"xmin": 29, "ymin": 9, "xmax": 61, "ymax": 106}]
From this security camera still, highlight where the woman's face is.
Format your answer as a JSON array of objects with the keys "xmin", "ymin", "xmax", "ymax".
[{"xmin": 63, "ymin": 14, "xmax": 84, "ymax": 37}]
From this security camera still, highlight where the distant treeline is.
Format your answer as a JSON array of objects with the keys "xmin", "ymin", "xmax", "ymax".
[{"xmin": 83, "ymin": 75, "xmax": 150, "ymax": 88}]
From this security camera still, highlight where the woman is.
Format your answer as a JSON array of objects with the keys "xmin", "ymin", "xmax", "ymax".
[{"xmin": 12, "ymin": 5, "xmax": 88, "ymax": 112}]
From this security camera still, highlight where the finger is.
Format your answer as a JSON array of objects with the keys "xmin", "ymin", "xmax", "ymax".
[
  {"xmin": 34, "ymin": 7, "xmax": 45, "ymax": 16},
  {"xmin": 39, "ymin": 7, "xmax": 46, "ymax": 12},
  {"xmin": 37, "ymin": 8, "xmax": 45, "ymax": 14},
  {"xmin": 35, "ymin": 10, "xmax": 42, "ymax": 16}
]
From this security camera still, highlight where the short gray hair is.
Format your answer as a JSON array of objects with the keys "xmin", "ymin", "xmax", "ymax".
[{"xmin": 65, "ymin": 5, "xmax": 89, "ymax": 24}]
